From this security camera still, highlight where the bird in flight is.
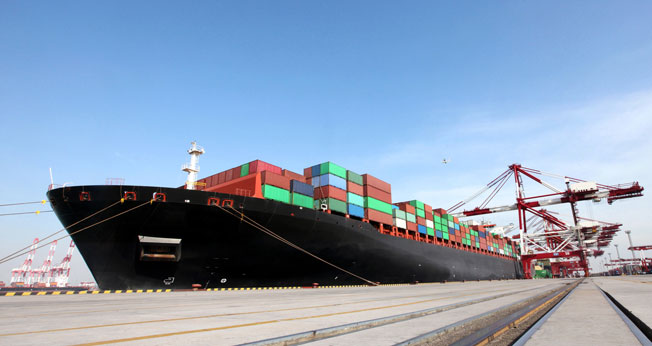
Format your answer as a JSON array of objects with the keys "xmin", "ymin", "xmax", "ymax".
[{"xmin": 442, "ymin": 158, "xmax": 449, "ymax": 164}]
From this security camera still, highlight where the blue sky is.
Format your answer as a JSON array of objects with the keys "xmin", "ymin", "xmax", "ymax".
[{"xmin": 1, "ymin": 1, "xmax": 651, "ymax": 282}]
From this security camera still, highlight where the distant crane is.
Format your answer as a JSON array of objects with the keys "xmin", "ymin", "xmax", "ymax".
[
  {"xmin": 49, "ymin": 240, "xmax": 75, "ymax": 287},
  {"xmin": 10, "ymin": 238, "xmax": 39, "ymax": 286}
]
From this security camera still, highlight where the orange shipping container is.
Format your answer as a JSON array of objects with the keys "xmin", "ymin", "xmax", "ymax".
[
  {"xmin": 347, "ymin": 181, "xmax": 364, "ymax": 195},
  {"xmin": 314, "ymin": 186, "xmax": 347, "ymax": 201},
  {"xmin": 365, "ymin": 208, "xmax": 393, "ymax": 225},
  {"xmin": 261, "ymin": 171, "xmax": 291, "ymax": 190},
  {"xmin": 362, "ymin": 174, "xmax": 391, "ymax": 193}
]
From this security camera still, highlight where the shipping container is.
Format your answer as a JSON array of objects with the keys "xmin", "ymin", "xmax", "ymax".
[
  {"xmin": 346, "ymin": 181, "xmax": 364, "ymax": 195},
  {"xmin": 395, "ymin": 202, "xmax": 416, "ymax": 214},
  {"xmin": 418, "ymin": 225, "xmax": 427, "ymax": 234},
  {"xmin": 314, "ymin": 198, "xmax": 347, "ymax": 214},
  {"xmin": 291, "ymin": 193, "xmax": 313, "ymax": 209},
  {"xmin": 409, "ymin": 200, "xmax": 425, "ymax": 210},
  {"xmin": 311, "ymin": 165, "xmax": 320, "ymax": 177},
  {"xmin": 394, "ymin": 218, "xmax": 407, "ymax": 229},
  {"xmin": 313, "ymin": 174, "xmax": 347, "ymax": 191},
  {"xmin": 427, "ymin": 227, "xmax": 434, "ymax": 236},
  {"xmin": 261, "ymin": 171, "xmax": 291, "ymax": 190},
  {"xmin": 303, "ymin": 167, "xmax": 312, "ymax": 179},
  {"xmin": 240, "ymin": 163, "xmax": 250, "ymax": 177},
  {"xmin": 206, "ymin": 173, "xmax": 261, "ymax": 197},
  {"xmin": 426, "ymin": 219, "xmax": 434, "ymax": 228},
  {"xmin": 365, "ymin": 208, "xmax": 393, "ymax": 225},
  {"xmin": 282, "ymin": 169, "xmax": 304, "ymax": 181},
  {"xmin": 346, "ymin": 170, "xmax": 363, "ymax": 185},
  {"xmin": 290, "ymin": 179, "xmax": 314, "ymax": 197},
  {"xmin": 320, "ymin": 162, "xmax": 347, "ymax": 179},
  {"xmin": 407, "ymin": 222, "xmax": 417, "ymax": 232},
  {"xmin": 347, "ymin": 192, "xmax": 364, "ymax": 207},
  {"xmin": 362, "ymin": 185, "xmax": 392, "ymax": 204},
  {"xmin": 416, "ymin": 208, "xmax": 425, "ymax": 218},
  {"xmin": 393, "ymin": 209, "xmax": 406, "ymax": 220},
  {"xmin": 250, "ymin": 160, "xmax": 282, "ymax": 175},
  {"xmin": 406, "ymin": 212, "xmax": 416, "ymax": 223},
  {"xmin": 362, "ymin": 174, "xmax": 391, "ymax": 193},
  {"xmin": 314, "ymin": 186, "xmax": 347, "ymax": 201},
  {"xmin": 363, "ymin": 197, "xmax": 393, "ymax": 214},
  {"xmin": 262, "ymin": 184, "xmax": 290, "ymax": 203},
  {"xmin": 348, "ymin": 204, "xmax": 364, "ymax": 218}
]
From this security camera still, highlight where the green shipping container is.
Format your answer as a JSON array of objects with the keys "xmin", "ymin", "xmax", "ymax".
[
  {"xmin": 363, "ymin": 197, "xmax": 392, "ymax": 214},
  {"xmin": 408, "ymin": 200, "xmax": 425, "ymax": 210},
  {"xmin": 262, "ymin": 184, "xmax": 290, "ymax": 203},
  {"xmin": 346, "ymin": 170, "xmax": 363, "ymax": 185},
  {"xmin": 240, "ymin": 163, "xmax": 250, "ymax": 177},
  {"xmin": 347, "ymin": 192, "xmax": 364, "ymax": 207},
  {"xmin": 434, "ymin": 215, "xmax": 442, "ymax": 223},
  {"xmin": 406, "ymin": 213, "xmax": 416, "ymax": 223},
  {"xmin": 443, "ymin": 233, "xmax": 450, "ymax": 240},
  {"xmin": 416, "ymin": 209, "xmax": 425, "ymax": 218},
  {"xmin": 393, "ymin": 209, "xmax": 407, "ymax": 220},
  {"xmin": 320, "ymin": 162, "xmax": 347, "ymax": 179},
  {"xmin": 314, "ymin": 198, "xmax": 347, "ymax": 214},
  {"xmin": 426, "ymin": 227, "xmax": 434, "ymax": 236},
  {"xmin": 291, "ymin": 193, "xmax": 313, "ymax": 209}
]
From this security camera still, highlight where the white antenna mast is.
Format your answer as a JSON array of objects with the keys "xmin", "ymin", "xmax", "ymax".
[
  {"xmin": 182, "ymin": 141, "xmax": 204, "ymax": 190},
  {"xmin": 49, "ymin": 168, "xmax": 54, "ymax": 186}
]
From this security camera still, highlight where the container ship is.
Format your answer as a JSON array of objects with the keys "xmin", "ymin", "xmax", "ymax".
[{"xmin": 47, "ymin": 143, "xmax": 523, "ymax": 290}]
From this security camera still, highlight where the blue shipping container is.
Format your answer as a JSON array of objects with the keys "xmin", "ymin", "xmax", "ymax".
[
  {"xmin": 449, "ymin": 227, "xmax": 455, "ymax": 235},
  {"xmin": 311, "ymin": 165, "xmax": 321, "ymax": 177},
  {"xmin": 318, "ymin": 173, "xmax": 347, "ymax": 190},
  {"xmin": 392, "ymin": 205, "xmax": 399, "ymax": 210},
  {"xmin": 311, "ymin": 176, "xmax": 320, "ymax": 187},
  {"xmin": 454, "ymin": 223, "xmax": 460, "ymax": 230},
  {"xmin": 479, "ymin": 231, "xmax": 486, "ymax": 238},
  {"xmin": 436, "ymin": 231, "xmax": 443, "ymax": 238},
  {"xmin": 348, "ymin": 204, "xmax": 365, "ymax": 218},
  {"xmin": 418, "ymin": 225, "xmax": 427, "ymax": 234},
  {"xmin": 290, "ymin": 180, "xmax": 314, "ymax": 197}
]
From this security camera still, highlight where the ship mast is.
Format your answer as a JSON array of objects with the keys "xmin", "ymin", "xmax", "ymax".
[{"xmin": 182, "ymin": 141, "xmax": 204, "ymax": 190}]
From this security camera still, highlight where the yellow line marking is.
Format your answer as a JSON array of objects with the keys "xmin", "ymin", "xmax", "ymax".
[
  {"xmin": 66, "ymin": 291, "xmax": 74, "ymax": 295},
  {"xmin": 22, "ymin": 292, "xmax": 31, "ymax": 296},
  {"xmin": 125, "ymin": 290, "xmax": 133, "ymax": 293},
  {"xmin": 6, "ymin": 292, "xmax": 15, "ymax": 297},
  {"xmin": 37, "ymin": 292, "xmax": 46, "ymax": 296},
  {"xmin": 79, "ymin": 291, "xmax": 87, "ymax": 295},
  {"xmin": 52, "ymin": 291, "xmax": 60, "ymax": 295}
]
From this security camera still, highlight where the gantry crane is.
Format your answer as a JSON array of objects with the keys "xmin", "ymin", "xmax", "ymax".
[{"xmin": 448, "ymin": 164, "xmax": 644, "ymax": 279}]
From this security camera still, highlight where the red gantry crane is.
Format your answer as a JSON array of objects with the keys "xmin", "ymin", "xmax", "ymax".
[{"xmin": 448, "ymin": 164, "xmax": 643, "ymax": 279}]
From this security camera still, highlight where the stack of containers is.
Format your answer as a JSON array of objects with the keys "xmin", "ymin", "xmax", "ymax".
[
  {"xmin": 424, "ymin": 204, "xmax": 434, "ymax": 237},
  {"xmin": 408, "ymin": 200, "xmax": 429, "ymax": 236},
  {"xmin": 362, "ymin": 174, "xmax": 393, "ymax": 225},
  {"xmin": 392, "ymin": 205, "xmax": 407, "ymax": 229},
  {"xmin": 306, "ymin": 162, "xmax": 348, "ymax": 214},
  {"xmin": 433, "ymin": 209, "xmax": 447, "ymax": 240},
  {"xmin": 260, "ymin": 171, "xmax": 291, "ymax": 204},
  {"xmin": 394, "ymin": 202, "xmax": 417, "ymax": 232},
  {"xmin": 346, "ymin": 170, "xmax": 365, "ymax": 219},
  {"xmin": 289, "ymin": 179, "xmax": 314, "ymax": 209}
]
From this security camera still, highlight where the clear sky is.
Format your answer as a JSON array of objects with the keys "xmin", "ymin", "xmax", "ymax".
[{"xmin": 1, "ymin": 1, "xmax": 651, "ymax": 283}]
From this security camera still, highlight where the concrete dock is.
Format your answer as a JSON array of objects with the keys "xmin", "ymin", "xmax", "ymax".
[{"xmin": 0, "ymin": 277, "xmax": 649, "ymax": 345}]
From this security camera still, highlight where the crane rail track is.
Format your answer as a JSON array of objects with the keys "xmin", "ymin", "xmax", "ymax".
[{"xmin": 239, "ymin": 280, "xmax": 580, "ymax": 346}]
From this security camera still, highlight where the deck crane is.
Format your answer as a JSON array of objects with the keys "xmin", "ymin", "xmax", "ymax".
[
  {"xmin": 32, "ymin": 240, "xmax": 58, "ymax": 287},
  {"xmin": 447, "ymin": 164, "xmax": 643, "ymax": 279}
]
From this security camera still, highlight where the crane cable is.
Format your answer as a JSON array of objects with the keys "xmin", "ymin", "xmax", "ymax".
[
  {"xmin": 0, "ymin": 210, "xmax": 54, "ymax": 216},
  {"xmin": 216, "ymin": 204, "xmax": 379, "ymax": 286},
  {"xmin": 0, "ymin": 200, "xmax": 48, "ymax": 207},
  {"xmin": 0, "ymin": 199, "xmax": 149, "ymax": 265}
]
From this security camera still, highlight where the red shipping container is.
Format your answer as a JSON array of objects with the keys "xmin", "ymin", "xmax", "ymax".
[
  {"xmin": 407, "ymin": 221, "xmax": 417, "ymax": 232},
  {"xmin": 425, "ymin": 212, "xmax": 433, "ymax": 221},
  {"xmin": 396, "ymin": 202, "xmax": 416, "ymax": 214},
  {"xmin": 261, "ymin": 171, "xmax": 291, "ymax": 190},
  {"xmin": 303, "ymin": 167, "xmax": 312, "ymax": 179},
  {"xmin": 347, "ymin": 181, "xmax": 364, "ymax": 195},
  {"xmin": 314, "ymin": 186, "xmax": 347, "ymax": 201},
  {"xmin": 282, "ymin": 169, "xmax": 304, "ymax": 181},
  {"xmin": 362, "ymin": 174, "xmax": 391, "ymax": 193},
  {"xmin": 250, "ymin": 160, "xmax": 282, "ymax": 175},
  {"xmin": 217, "ymin": 171, "xmax": 226, "ymax": 184},
  {"xmin": 424, "ymin": 204, "xmax": 433, "ymax": 214},
  {"xmin": 416, "ymin": 216, "xmax": 426, "ymax": 226},
  {"xmin": 453, "ymin": 216, "xmax": 459, "ymax": 223},
  {"xmin": 433, "ymin": 208, "xmax": 447, "ymax": 215},
  {"xmin": 363, "ymin": 185, "xmax": 392, "ymax": 203},
  {"xmin": 365, "ymin": 208, "xmax": 392, "ymax": 224},
  {"xmin": 231, "ymin": 166, "xmax": 241, "ymax": 178},
  {"xmin": 225, "ymin": 169, "xmax": 233, "ymax": 182}
]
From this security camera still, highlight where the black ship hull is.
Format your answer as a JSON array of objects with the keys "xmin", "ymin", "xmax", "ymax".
[{"xmin": 47, "ymin": 186, "xmax": 523, "ymax": 290}]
